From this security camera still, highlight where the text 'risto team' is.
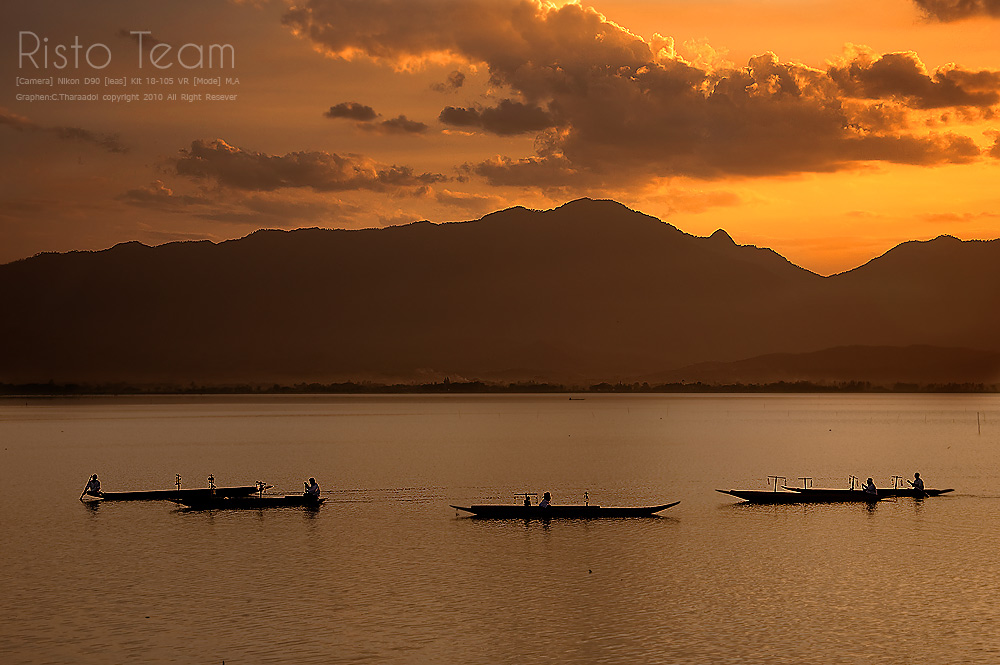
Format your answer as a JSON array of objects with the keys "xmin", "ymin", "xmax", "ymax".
[{"xmin": 19, "ymin": 31, "xmax": 235, "ymax": 70}]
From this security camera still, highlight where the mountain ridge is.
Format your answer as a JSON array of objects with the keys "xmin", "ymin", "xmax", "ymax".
[
  {"xmin": 9, "ymin": 199, "xmax": 989, "ymax": 279},
  {"xmin": 1, "ymin": 198, "xmax": 997, "ymax": 385}
]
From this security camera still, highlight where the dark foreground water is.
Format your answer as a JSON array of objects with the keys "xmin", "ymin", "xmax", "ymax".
[{"xmin": 1, "ymin": 394, "xmax": 998, "ymax": 664}]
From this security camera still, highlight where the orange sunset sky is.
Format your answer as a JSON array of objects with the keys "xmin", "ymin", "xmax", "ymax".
[{"xmin": 2, "ymin": 0, "xmax": 1000, "ymax": 275}]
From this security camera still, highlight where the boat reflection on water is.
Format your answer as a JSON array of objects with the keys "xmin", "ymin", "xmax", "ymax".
[{"xmin": 173, "ymin": 494, "xmax": 326, "ymax": 510}]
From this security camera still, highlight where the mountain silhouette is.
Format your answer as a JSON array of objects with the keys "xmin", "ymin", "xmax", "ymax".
[{"xmin": 1, "ymin": 198, "xmax": 998, "ymax": 386}]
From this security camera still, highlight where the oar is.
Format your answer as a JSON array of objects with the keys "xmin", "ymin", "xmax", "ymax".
[{"xmin": 80, "ymin": 480, "xmax": 100, "ymax": 501}]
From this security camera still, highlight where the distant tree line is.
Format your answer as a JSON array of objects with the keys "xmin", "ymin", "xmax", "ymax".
[{"xmin": 1, "ymin": 379, "xmax": 998, "ymax": 396}]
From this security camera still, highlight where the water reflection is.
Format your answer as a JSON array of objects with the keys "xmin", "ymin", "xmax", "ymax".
[{"xmin": 4, "ymin": 394, "xmax": 999, "ymax": 665}]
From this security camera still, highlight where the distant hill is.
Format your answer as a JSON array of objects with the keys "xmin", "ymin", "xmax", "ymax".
[{"xmin": 1, "ymin": 198, "xmax": 998, "ymax": 386}]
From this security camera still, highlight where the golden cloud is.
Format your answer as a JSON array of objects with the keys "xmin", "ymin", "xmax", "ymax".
[
  {"xmin": 283, "ymin": 0, "xmax": 999, "ymax": 186},
  {"xmin": 172, "ymin": 139, "xmax": 446, "ymax": 191}
]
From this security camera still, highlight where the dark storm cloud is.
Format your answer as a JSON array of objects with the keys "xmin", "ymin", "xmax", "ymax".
[
  {"xmin": 325, "ymin": 103, "xmax": 426, "ymax": 134},
  {"xmin": 439, "ymin": 99, "xmax": 555, "ymax": 135},
  {"xmin": 0, "ymin": 108, "xmax": 127, "ymax": 153},
  {"xmin": 437, "ymin": 106, "xmax": 480, "ymax": 128},
  {"xmin": 172, "ymin": 139, "xmax": 445, "ymax": 192},
  {"xmin": 283, "ymin": 0, "xmax": 999, "ymax": 186},
  {"xmin": 988, "ymin": 131, "xmax": 1000, "ymax": 158},
  {"xmin": 829, "ymin": 51, "xmax": 1000, "ymax": 109},
  {"xmin": 324, "ymin": 101, "xmax": 378, "ymax": 121},
  {"xmin": 912, "ymin": 0, "xmax": 1000, "ymax": 21},
  {"xmin": 119, "ymin": 180, "xmax": 210, "ymax": 209},
  {"xmin": 361, "ymin": 114, "xmax": 428, "ymax": 134},
  {"xmin": 465, "ymin": 133, "xmax": 980, "ymax": 188},
  {"xmin": 281, "ymin": 0, "xmax": 651, "ymax": 97},
  {"xmin": 460, "ymin": 154, "xmax": 595, "ymax": 189},
  {"xmin": 431, "ymin": 70, "xmax": 466, "ymax": 92}
]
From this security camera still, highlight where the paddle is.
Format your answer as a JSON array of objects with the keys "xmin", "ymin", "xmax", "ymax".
[{"xmin": 80, "ymin": 476, "xmax": 101, "ymax": 501}]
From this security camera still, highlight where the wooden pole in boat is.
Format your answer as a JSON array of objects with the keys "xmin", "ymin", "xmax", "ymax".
[{"xmin": 80, "ymin": 475, "xmax": 97, "ymax": 500}]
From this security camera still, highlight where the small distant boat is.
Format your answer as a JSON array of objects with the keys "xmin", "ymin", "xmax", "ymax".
[
  {"xmin": 781, "ymin": 474, "xmax": 954, "ymax": 500},
  {"xmin": 716, "ymin": 489, "xmax": 880, "ymax": 504},
  {"xmin": 172, "ymin": 494, "xmax": 325, "ymax": 510},
  {"xmin": 96, "ymin": 485, "xmax": 263, "ymax": 501},
  {"xmin": 83, "ymin": 474, "xmax": 266, "ymax": 502},
  {"xmin": 718, "ymin": 475, "xmax": 882, "ymax": 504},
  {"xmin": 720, "ymin": 475, "xmax": 954, "ymax": 504},
  {"xmin": 451, "ymin": 501, "xmax": 679, "ymax": 518},
  {"xmin": 783, "ymin": 487, "xmax": 953, "ymax": 499}
]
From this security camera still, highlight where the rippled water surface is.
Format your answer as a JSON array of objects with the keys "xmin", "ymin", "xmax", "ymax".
[{"xmin": 2, "ymin": 394, "xmax": 999, "ymax": 664}]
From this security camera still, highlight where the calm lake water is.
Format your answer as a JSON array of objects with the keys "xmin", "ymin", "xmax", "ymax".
[{"xmin": 1, "ymin": 393, "xmax": 998, "ymax": 665}]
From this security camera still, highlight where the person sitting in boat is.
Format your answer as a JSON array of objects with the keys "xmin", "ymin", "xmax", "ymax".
[
  {"xmin": 538, "ymin": 491, "xmax": 551, "ymax": 508},
  {"xmin": 908, "ymin": 472, "xmax": 924, "ymax": 492},
  {"xmin": 861, "ymin": 478, "xmax": 877, "ymax": 495},
  {"xmin": 83, "ymin": 474, "xmax": 102, "ymax": 497},
  {"xmin": 304, "ymin": 478, "xmax": 320, "ymax": 498}
]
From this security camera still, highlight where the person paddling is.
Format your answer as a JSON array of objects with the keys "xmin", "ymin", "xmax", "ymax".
[
  {"xmin": 538, "ymin": 491, "xmax": 551, "ymax": 508},
  {"xmin": 81, "ymin": 474, "xmax": 102, "ymax": 498},
  {"xmin": 304, "ymin": 477, "xmax": 320, "ymax": 499},
  {"xmin": 908, "ymin": 472, "xmax": 926, "ymax": 495},
  {"xmin": 861, "ymin": 477, "xmax": 877, "ymax": 495}
]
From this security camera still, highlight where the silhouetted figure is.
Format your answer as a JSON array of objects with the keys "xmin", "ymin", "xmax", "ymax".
[
  {"xmin": 538, "ymin": 491, "xmax": 551, "ymax": 508},
  {"xmin": 861, "ymin": 478, "xmax": 877, "ymax": 495},
  {"xmin": 304, "ymin": 477, "xmax": 320, "ymax": 498},
  {"xmin": 83, "ymin": 474, "xmax": 102, "ymax": 497},
  {"xmin": 908, "ymin": 472, "xmax": 925, "ymax": 493},
  {"xmin": 523, "ymin": 495, "xmax": 531, "ymax": 507}
]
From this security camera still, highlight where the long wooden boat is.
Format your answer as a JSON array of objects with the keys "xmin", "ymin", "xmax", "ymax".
[
  {"xmin": 783, "ymin": 487, "xmax": 954, "ymax": 499},
  {"xmin": 173, "ymin": 494, "xmax": 326, "ymax": 510},
  {"xmin": 450, "ymin": 501, "xmax": 679, "ymax": 518},
  {"xmin": 717, "ymin": 489, "xmax": 881, "ymax": 504},
  {"xmin": 94, "ymin": 485, "xmax": 263, "ymax": 501}
]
